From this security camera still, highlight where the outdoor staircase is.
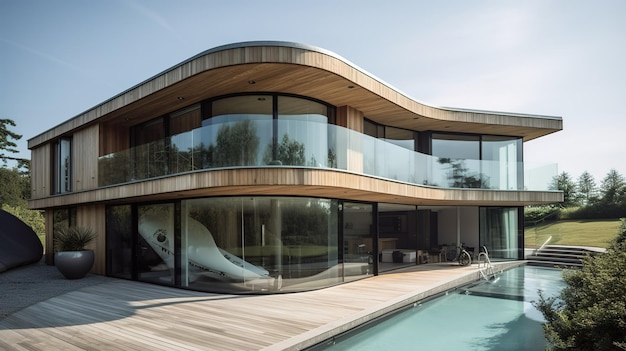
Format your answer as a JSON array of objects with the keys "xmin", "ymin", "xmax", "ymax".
[{"xmin": 526, "ymin": 245, "xmax": 605, "ymax": 268}]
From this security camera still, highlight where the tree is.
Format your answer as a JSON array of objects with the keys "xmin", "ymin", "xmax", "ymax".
[
  {"xmin": 437, "ymin": 157, "xmax": 488, "ymax": 188},
  {"xmin": 0, "ymin": 119, "xmax": 29, "ymax": 169},
  {"xmin": 0, "ymin": 167, "xmax": 30, "ymax": 207},
  {"xmin": 263, "ymin": 134, "xmax": 305, "ymax": 166},
  {"xmin": 549, "ymin": 172, "xmax": 577, "ymax": 207},
  {"xmin": 576, "ymin": 171, "xmax": 597, "ymax": 205},
  {"xmin": 533, "ymin": 219, "xmax": 626, "ymax": 350},
  {"xmin": 211, "ymin": 120, "xmax": 259, "ymax": 167},
  {"xmin": 599, "ymin": 169, "xmax": 626, "ymax": 206},
  {"xmin": 2, "ymin": 204, "xmax": 45, "ymax": 239}
]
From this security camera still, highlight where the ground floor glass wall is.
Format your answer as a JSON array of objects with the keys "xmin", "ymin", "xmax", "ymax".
[
  {"xmin": 105, "ymin": 200, "xmax": 523, "ymax": 293},
  {"xmin": 181, "ymin": 197, "xmax": 340, "ymax": 292}
]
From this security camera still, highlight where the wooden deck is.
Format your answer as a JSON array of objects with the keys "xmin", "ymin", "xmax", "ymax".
[{"xmin": 0, "ymin": 261, "xmax": 523, "ymax": 351}]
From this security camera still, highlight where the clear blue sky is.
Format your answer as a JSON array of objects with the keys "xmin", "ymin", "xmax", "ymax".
[{"xmin": 1, "ymin": 0, "xmax": 624, "ymax": 183}]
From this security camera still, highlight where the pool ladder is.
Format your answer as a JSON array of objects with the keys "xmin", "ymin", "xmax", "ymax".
[{"xmin": 477, "ymin": 246, "xmax": 501, "ymax": 281}]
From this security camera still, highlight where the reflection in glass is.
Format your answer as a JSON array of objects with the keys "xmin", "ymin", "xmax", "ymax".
[
  {"xmin": 137, "ymin": 203, "xmax": 175, "ymax": 285},
  {"xmin": 482, "ymin": 136, "xmax": 522, "ymax": 190},
  {"xmin": 169, "ymin": 105, "xmax": 202, "ymax": 173},
  {"xmin": 343, "ymin": 203, "xmax": 374, "ymax": 280},
  {"xmin": 54, "ymin": 137, "xmax": 72, "ymax": 194},
  {"xmin": 98, "ymin": 94, "xmax": 556, "ymax": 191},
  {"xmin": 182, "ymin": 197, "xmax": 340, "ymax": 293},
  {"xmin": 99, "ymin": 120, "xmax": 556, "ymax": 191},
  {"xmin": 106, "ymin": 205, "xmax": 132, "ymax": 279},
  {"xmin": 480, "ymin": 207, "xmax": 519, "ymax": 259}
]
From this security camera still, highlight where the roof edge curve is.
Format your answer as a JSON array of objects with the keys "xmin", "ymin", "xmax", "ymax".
[{"xmin": 28, "ymin": 40, "xmax": 562, "ymax": 145}]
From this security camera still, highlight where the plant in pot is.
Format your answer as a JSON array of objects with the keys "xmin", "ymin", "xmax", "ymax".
[{"xmin": 53, "ymin": 226, "xmax": 97, "ymax": 279}]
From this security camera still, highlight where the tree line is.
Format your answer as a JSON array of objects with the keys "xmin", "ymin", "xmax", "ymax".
[
  {"xmin": 0, "ymin": 119, "xmax": 44, "ymax": 236},
  {"xmin": 536, "ymin": 169, "xmax": 626, "ymax": 221}
]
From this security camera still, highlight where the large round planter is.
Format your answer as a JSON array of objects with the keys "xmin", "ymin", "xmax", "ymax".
[{"xmin": 54, "ymin": 250, "xmax": 95, "ymax": 279}]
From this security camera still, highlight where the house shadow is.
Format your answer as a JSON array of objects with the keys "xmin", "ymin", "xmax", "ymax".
[
  {"xmin": 0, "ymin": 263, "xmax": 256, "ymax": 330},
  {"xmin": 469, "ymin": 312, "xmax": 548, "ymax": 351}
]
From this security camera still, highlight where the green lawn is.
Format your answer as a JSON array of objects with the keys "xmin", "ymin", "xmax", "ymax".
[{"xmin": 525, "ymin": 219, "xmax": 621, "ymax": 248}]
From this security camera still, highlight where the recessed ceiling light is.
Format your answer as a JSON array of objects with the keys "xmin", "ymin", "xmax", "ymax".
[
  {"xmin": 347, "ymin": 85, "xmax": 355, "ymax": 89},
  {"xmin": 248, "ymin": 80, "xmax": 256, "ymax": 85},
  {"xmin": 177, "ymin": 96, "xmax": 184, "ymax": 101}
]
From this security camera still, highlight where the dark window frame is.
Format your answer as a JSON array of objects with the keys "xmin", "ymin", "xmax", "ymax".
[{"xmin": 52, "ymin": 136, "xmax": 73, "ymax": 194}]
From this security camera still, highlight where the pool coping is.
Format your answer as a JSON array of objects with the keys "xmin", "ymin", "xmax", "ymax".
[{"xmin": 266, "ymin": 261, "xmax": 526, "ymax": 351}]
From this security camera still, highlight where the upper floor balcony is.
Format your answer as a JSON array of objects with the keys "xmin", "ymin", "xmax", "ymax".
[{"xmin": 98, "ymin": 119, "xmax": 557, "ymax": 192}]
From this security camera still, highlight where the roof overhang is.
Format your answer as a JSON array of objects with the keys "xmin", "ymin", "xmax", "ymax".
[{"xmin": 28, "ymin": 41, "xmax": 562, "ymax": 149}]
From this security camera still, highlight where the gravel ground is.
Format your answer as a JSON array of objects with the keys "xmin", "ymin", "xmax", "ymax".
[{"xmin": 0, "ymin": 258, "xmax": 115, "ymax": 320}]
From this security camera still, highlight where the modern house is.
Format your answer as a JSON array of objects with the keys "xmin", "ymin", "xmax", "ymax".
[{"xmin": 28, "ymin": 41, "xmax": 562, "ymax": 293}]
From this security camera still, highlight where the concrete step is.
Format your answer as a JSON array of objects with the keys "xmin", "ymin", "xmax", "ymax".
[
  {"xmin": 526, "ymin": 259, "xmax": 583, "ymax": 268},
  {"xmin": 526, "ymin": 244, "xmax": 604, "ymax": 268}
]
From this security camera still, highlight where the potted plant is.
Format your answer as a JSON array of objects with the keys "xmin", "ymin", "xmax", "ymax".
[{"xmin": 53, "ymin": 226, "xmax": 97, "ymax": 279}]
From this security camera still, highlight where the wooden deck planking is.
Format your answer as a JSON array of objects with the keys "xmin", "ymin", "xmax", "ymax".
[{"xmin": 0, "ymin": 262, "xmax": 523, "ymax": 351}]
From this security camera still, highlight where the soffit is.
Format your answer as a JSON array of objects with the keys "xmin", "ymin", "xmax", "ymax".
[{"xmin": 28, "ymin": 43, "xmax": 562, "ymax": 149}]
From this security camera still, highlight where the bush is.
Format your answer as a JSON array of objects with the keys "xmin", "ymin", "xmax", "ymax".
[
  {"xmin": 563, "ymin": 203, "xmax": 626, "ymax": 220},
  {"xmin": 525, "ymin": 206, "xmax": 560, "ymax": 224},
  {"xmin": 53, "ymin": 226, "xmax": 97, "ymax": 252},
  {"xmin": 533, "ymin": 219, "xmax": 626, "ymax": 350},
  {"xmin": 1, "ymin": 204, "xmax": 44, "ymax": 238}
]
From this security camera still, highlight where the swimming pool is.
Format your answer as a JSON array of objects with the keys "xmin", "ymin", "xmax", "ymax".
[{"xmin": 317, "ymin": 266, "xmax": 565, "ymax": 351}]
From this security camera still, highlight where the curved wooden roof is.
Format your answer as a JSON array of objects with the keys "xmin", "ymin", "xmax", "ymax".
[{"xmin": 28, "ymin": 41, "xmax": 562, "ymax": 149}]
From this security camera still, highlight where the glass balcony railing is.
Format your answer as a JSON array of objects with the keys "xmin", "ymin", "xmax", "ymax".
[{"xmin": 98, "ymin": 120, "xmax": 557, "ymax": 191}]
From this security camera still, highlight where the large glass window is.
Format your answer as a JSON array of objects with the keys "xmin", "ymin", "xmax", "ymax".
[
  {"xmin": 170, "ymin": 104, "xmax": 202, "ymax": 173},
  {"xmin": 132, "ymin": 118, "xmax": 166, "ymax": 179},
  {"xmin": 342, "ymin": 202, "xmax": 374, "ymax": 280},
  {"xmin": 277, "ymin": 96, "xmax": 328, "ymax": 166},
  {"xmin": 137, "ymin": 203, "xmax": 175, "ymax": 285},
  {"xmin": 479, "ymin": 207, "xmax": 520, "ymax": 259},
  {"xmin": 53, "ymin": 207, "xmax": 76, "ymax": 229},
  {"xmin": 482, "ymin": 136, "xmax": 522, "ymax": 190},
  {"xmin": 53, "ymin": 137, "xmax": 72, "ymax": 194},
  {"xmin": 383, "ymin": 127, "xmax": 415, "ymax": 151},
  {"xmin": 432, "ymin": 134, "xmax": 481, "ymax": 188},
  {"xmin": 106, "ymin": 205, "xmax": 133, "ymax": 279},
  {"xmin": 181, "ymin": 197, "xmax": 340, "ymax": 293},
  {"xmin": 203, "ymin": 95, "xmax": 272, "ymax": 167},
  {"xmin": 378, "ymin": 203, "xmax": 418, "ymax": 273},
  {"xmin": 432, "ymin": 134, "xmax": 480, "ymax": 160}
]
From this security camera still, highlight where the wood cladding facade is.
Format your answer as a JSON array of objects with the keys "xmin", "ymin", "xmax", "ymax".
[
  {"xmin": 30, "ymin": 168, "xmax": 562, "ymax": 210},
  {"xmin": 27, "ymin": 42, "xmax": 564, "ymax": 274}
]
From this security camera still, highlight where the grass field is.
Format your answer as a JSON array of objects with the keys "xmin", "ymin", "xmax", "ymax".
[{"xmin": 525, "ymin": 219, "xmax": 621, "ymax": 248}]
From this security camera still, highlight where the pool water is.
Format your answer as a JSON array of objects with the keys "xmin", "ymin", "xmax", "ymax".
[{"xmin": 323, "ymin": 266, "xmax": 565, "ymax": 351}]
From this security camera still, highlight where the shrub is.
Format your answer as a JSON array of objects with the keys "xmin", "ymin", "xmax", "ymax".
[
  {"xmin": 525, "ymin": 206, "xmax": 560, "ymax": 224},
  {"xmin": 1, "ymin": 204, "xmax": 45, "ymax": 237},
  {"xmin": 53, "ymin": 226, "xmax": 97, "ymax": 252},
  {"xmin": 533, "ymin": 219, "xmax": 626, "ymax": 350}
]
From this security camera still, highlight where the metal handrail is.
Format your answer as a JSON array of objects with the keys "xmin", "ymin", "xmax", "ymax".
[
  {"xmin": 478, "ymin": 246, "xmax": 501, "ymax": 280},
  {"xmin": 534, "ymin": 236, "xmax": 553, "ymax": 255}
]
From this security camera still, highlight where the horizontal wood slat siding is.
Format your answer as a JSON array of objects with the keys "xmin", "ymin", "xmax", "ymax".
[
  {"xmin": 29, "ymin": 44, "xmax": 562, "ymax": 150},
  {"xmin": 28, "ymin": 168, "xmax": 563, "ymax": 210}
]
